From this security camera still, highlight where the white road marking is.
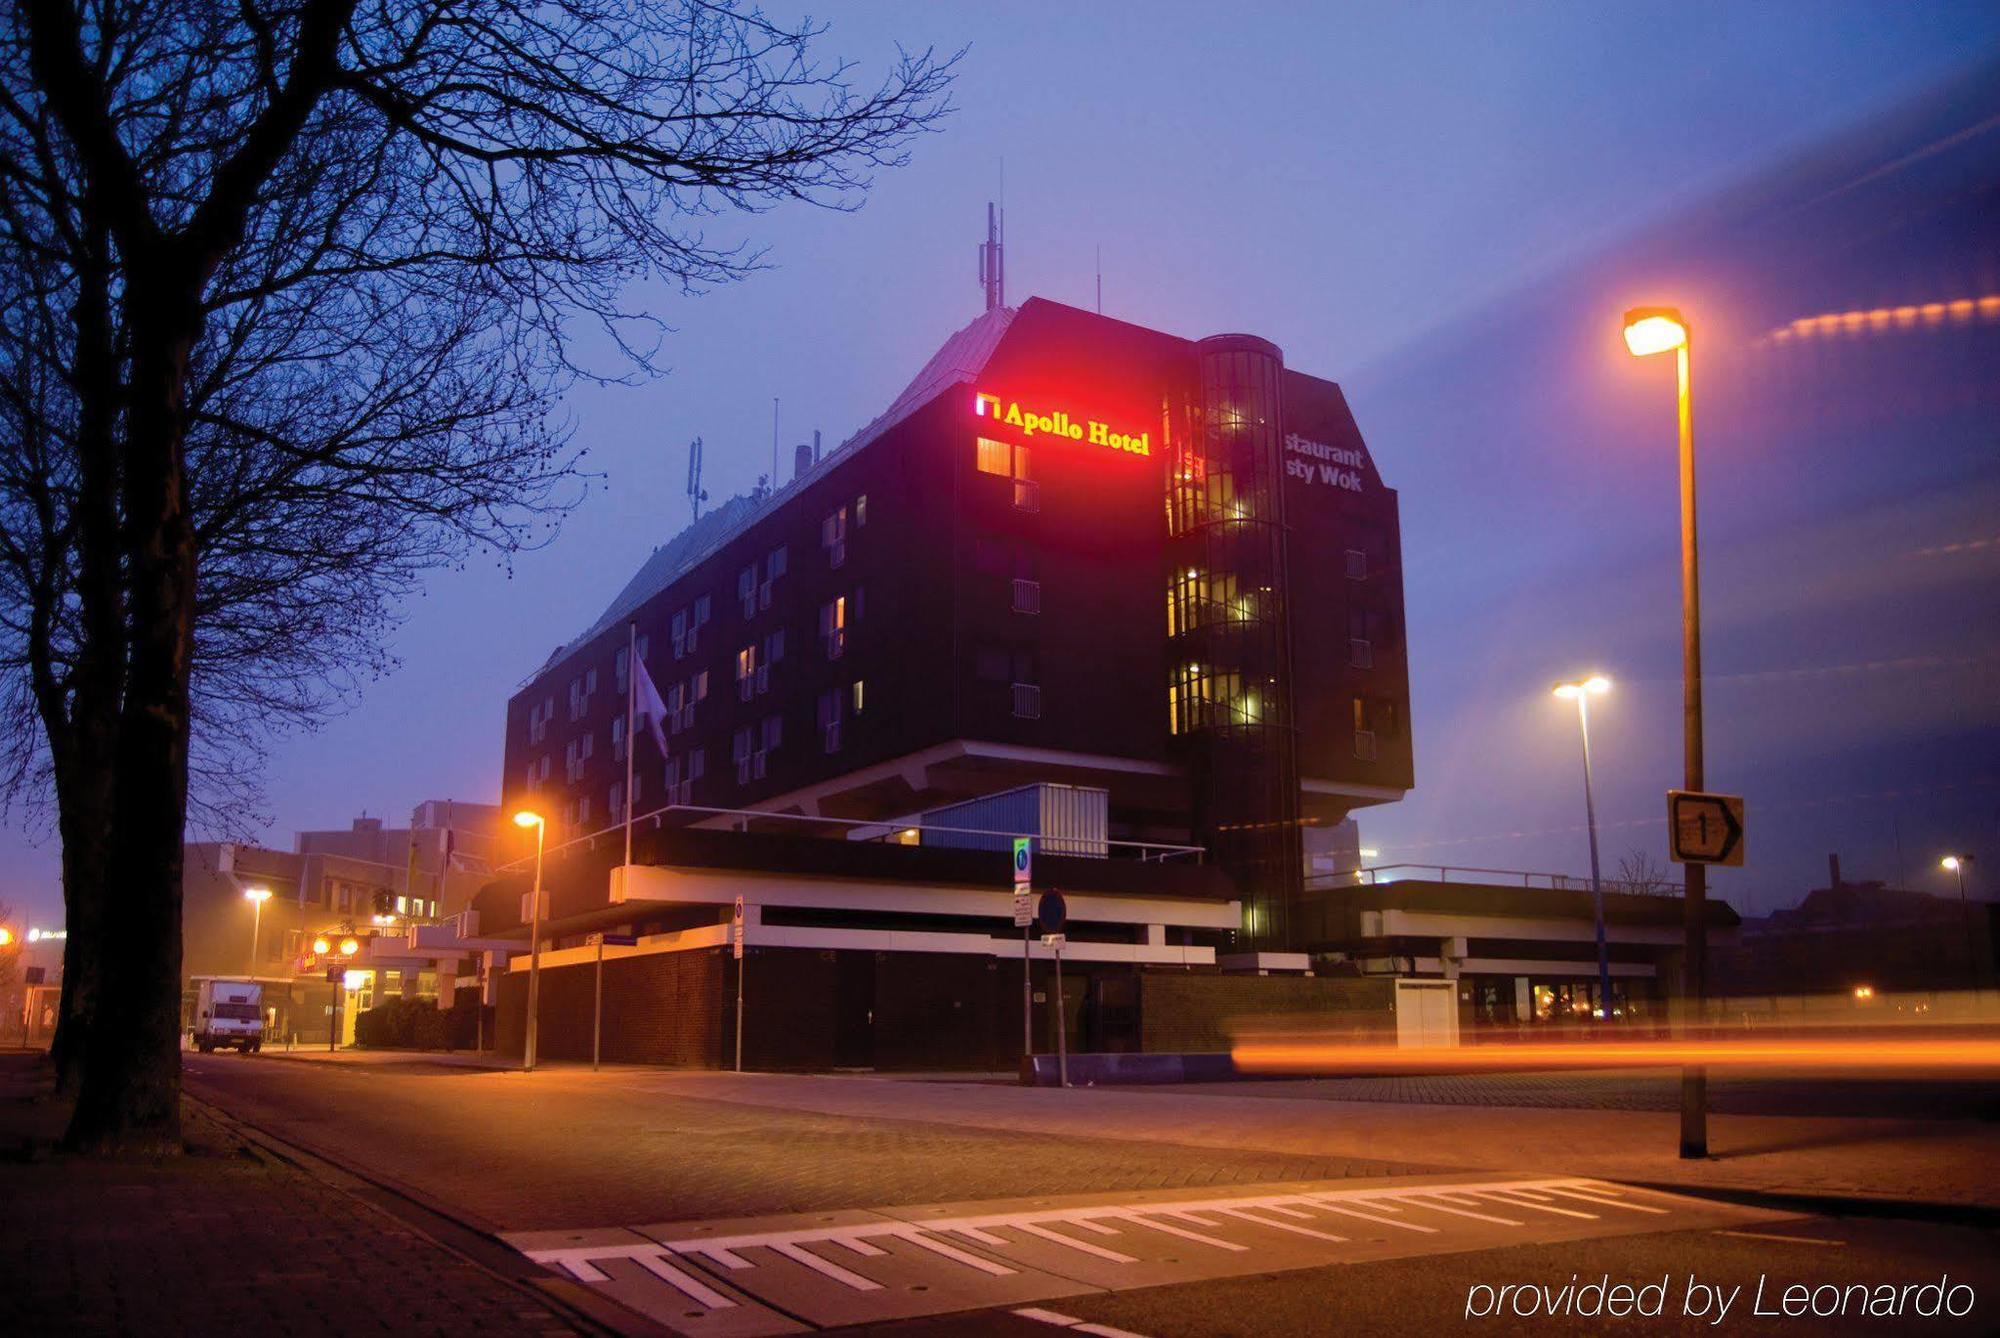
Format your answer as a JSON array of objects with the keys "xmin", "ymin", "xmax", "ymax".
[
  {"xmin": 896, "ymin": 1228, "xmax": 1018, "ymax": 1276},
  {"xmin": 1215, "ymin": 1206, "xmax": 1348, "ymax": 1243},
  {"xmin": 1394, "ymin": 1195, "xmax": 1526, "ymax": 1226},
  {"xmin": 1114, "ymin": 1212, "xmax": 1250, "ymax": 1252},
  {"xmin": 1015, "ymin": 1221, "xmax": 1141, "ymax": 1263},
  {"xmin": 1012, "ymin": 1308, "xmax": 1155, "ymax": 1338},
  {"xmin": 1306, "ymin": 1200, "xmax": 1441, "ymax": 1233},
  {"xmin": 1715, "ymin": 1229, "xmax": 1847, "ymax": 1247},
  {"xmin": 1547, "ymin": 1186, "xmax": 1669, "ymax": 1214},
  {"xmin": 1479, "ymin": 1190, "xmax": 1600, "ymax": 1219},
  {"xmin": 770, "ymin": 1240, "xmax": 882, "ymax": 1291},
  {"xmin": 630, "ymin": 1251, "xmax": 737, "ymax": 1309},
  {"xmin": 513, "ymin": 1176, "xmax": 1736, "ymax": 1326}
]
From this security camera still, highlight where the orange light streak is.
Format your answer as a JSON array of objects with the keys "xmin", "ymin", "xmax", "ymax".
[{"xmin": 1234, "ymin": 1035, "xmax": 2000, "ymax": 1075}]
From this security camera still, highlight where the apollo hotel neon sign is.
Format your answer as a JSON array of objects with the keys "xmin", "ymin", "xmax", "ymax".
[{"xmin": 974, "ymin": 391, "xmax": 1150, "ymax": 456}]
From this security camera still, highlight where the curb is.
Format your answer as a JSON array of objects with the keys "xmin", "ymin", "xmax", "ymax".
[
  {"xmin": 185, "ymin": 1090, "xmax": 665, "ymax": 1337},
  {"xmin": 1623, "ymin": 1179, "xmax": 2000, "ymax": 1230}
]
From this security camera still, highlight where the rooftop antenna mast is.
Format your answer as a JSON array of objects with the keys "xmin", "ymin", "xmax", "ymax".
[
  {"xmin": 979, "ymin": 201, "xmax": 1005, "ymax": 312},
  {"xmin": 1096, "ymin": 244, "xmax": 1102, "ymax": 315},
  {"xmin": 771, "ymin": 397, "xmax": 780, "ymax": 493},
  {"xmin": 686, "ymin": 435, "xmax": 707, "ymax": 522}
]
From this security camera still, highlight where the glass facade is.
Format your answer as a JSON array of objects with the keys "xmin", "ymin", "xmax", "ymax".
[{"xmin": 1166, "ymin": 334, "xmax": 1305, "ymax": 948}]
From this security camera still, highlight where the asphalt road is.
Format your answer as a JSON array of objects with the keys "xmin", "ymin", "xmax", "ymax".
[{"xmin": 184, "ymin": 1056, "xmax": 2000, "ymax": 1336}]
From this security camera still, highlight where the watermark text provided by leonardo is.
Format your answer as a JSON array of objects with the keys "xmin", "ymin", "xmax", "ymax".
[{"xmin": 1465, "ymin": 1273, "xmax": 1977, "ymax": 1324}]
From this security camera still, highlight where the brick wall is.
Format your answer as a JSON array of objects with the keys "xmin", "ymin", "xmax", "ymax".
[
  {"xmin": 1138, "ymin": 972, "xmax": 1396, "ymax": 1053},
  {"xmin": 496, "ymin": 948, "xmax": 725, "ymax": 1065}
]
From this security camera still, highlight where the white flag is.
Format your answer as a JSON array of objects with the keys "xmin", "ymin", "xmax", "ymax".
[{"xmin": 632, "ymin": 650, "xmax": 670, "ymax": 759}]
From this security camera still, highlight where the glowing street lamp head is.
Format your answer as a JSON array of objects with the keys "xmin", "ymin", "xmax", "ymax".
[
  {"xmin": 339, "ymin": 937, "xmax": 360, "ymax": 956},
  {"xmin": 243, "ymin": 885, "xmax": 272, "ymax": 904},
  {"xmin": 0, "ymin": 927, "xmax": 12, "ymax": 947},
  {"xmin": 1942, "ymin": 855, "xmax": 1967, "ymax": 872},
  {"xmin": 513, "ymin": 809, "xmax": 544, "ymax": 830},
  {"xmin": 1622, "ymin": 307, "xmax": 1688, "ymax": 357},
  {"xmin": 312, "ymin": 936, "xmax": 331, "ymax": 955},
  {"xmin": 1553, "ymin": 675, "xmax": 1612, "ymax": 700}
]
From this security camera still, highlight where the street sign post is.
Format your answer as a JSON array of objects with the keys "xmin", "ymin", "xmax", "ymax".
[
  {"xmin": 589, "ymin": 932, "xmax": 605, "ymax": 1071},
  {"xmin": 1668, "ymin": 790, "xmax": 1744, "ymax": 866},
  {"xmin": 1037, "ymin": 890, "xmax": 1070, "ymax": 1088},
  {"xmin": 733, "ymin": 896, "xmax": 746, "ymax": 1073},
  {"xmin": 1014, "ymin": 837, "xmax": 1033, "ymax": 1062}
]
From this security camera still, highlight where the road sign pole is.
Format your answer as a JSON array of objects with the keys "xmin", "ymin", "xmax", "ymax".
[
  {"xmin": 1023, "ymin": 923, "xmax": 1032, "ymax": 1059},
  {"xmin": 592, "ymin": 934, "xmax": 604, "ymax": 1072},
  {"xmin": 1053, "ymin": 943, "xmax": 1068, "ymax": 1089},
  {"xmin": 1675, "ymin": 336, "xmax": 1708, "ymax": 1160},
  {"xmin": 733, "ymin": 895, "xmax": 746, "ymax": 1073}
]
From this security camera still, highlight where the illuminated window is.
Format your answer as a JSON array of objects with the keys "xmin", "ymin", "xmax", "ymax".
[
  {"xmin": 851, "ymin": 679, "xmax": 865, "ymax": 715},
  {"xmin": 819, "ymin": 596, "xmax": 847, "ymax": 660},
  {"xmin": 735, "ymin": 644, "xmax": 758, "ymax": 700},
  {"xmin": 976, "ymin": 436, "xmax": 1012, "ymax": 477},
  {"xmin": 854, "ymin": 495, "xmax": 868, "ymax": 527}
]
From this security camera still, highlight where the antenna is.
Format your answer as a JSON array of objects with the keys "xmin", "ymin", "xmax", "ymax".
[
  {"xmin": 979, "ymin": 201, "xmax": 1006, "ymax": 312},
  {"xmin": 771, "ymin": 397, "xmax": 780, "ymax": 491},
  {"xmin": 1096, "ymin": 244, "xmax": 1102, "ymax": 315},
  {"xmin": 686, "ymin": 436, "xmax": 707, "ymax": 522}
]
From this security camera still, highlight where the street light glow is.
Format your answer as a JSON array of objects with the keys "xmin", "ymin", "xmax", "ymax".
[
  {"xmin": 0, "ymin": 927, "xmax": 11, "ymax": 947},
  {"xmin": 1623, "ymin": 307, "xmax": 1688, "ymax": 356},
  {"xmin": 1941, "ymin": 855, "xmax": 1965, "ymax": 871},
  {"xmin": 339, "ymin": 937, "xmax": 360, "ymax": 956},
  {"xmin": 243, "ymin": 885, "xmax": 272, "ymax": 903},
  {"xmin": 312, "ymin": 936, "xmax": 331, "ymax": 955},
  {"xmin": 513, "ymin": 809, "xmax": 545, "ymax": 829},
  {"xmin": 1553, "ymin": 674, "xmax": 1612, "ymax": 700}
]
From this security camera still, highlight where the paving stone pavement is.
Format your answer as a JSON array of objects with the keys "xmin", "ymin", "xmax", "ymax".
[
  {"xmin": 1146, "ymin": 1069, "xmax": 2000, "ymax": 1120},
  {"xmin": 0, "ymin": 1055, "xmax": 588, "ymax": 1337},
  {"xmin": 185, "ymin": 1057, "xmax": 1441, "ymax": 1230}
]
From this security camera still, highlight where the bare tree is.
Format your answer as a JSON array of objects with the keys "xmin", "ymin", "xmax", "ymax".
[
  {"xmin": 1, "ymin": 0, "xmax": 955, "ymax": 1151},
  {"xmin": 1615, "ymin": 847, "xmax": 1678, "ymax": 897}
]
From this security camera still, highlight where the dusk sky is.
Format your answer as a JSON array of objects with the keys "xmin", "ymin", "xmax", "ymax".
[{"xmin": 6, "ymin": 2, "xmax": 1998, "ymax": 930}]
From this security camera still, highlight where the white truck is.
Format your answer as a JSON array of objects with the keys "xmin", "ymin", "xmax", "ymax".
[{"xmin": 192, "ymin": 978, "xmax": 265, "ymax": 1053}]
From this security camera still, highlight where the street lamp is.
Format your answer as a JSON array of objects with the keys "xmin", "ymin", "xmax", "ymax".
[
  {"xmin": 243, "ymin": 886, "xmax": 272, "ymax": 977},
  {"xmin": 1554, "ymin": 675, "xmax": 1613, "ymax": 1022},
  {"xmin": 1942, "ymin": 856, "xmax": 1977, "ymax": 983},
  {"xmin": 312, "ymin": 935, "xmax": 331, "ymax": 956},
  {"xmin": 1623, "ymin": 304, "xmax": 1710, "ymax": 1159},
  {"xmin": 514, "ymin": 809, "xmax": 548, "ymax": 1072}
]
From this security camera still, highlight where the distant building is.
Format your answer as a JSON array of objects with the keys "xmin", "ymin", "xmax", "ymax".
[
  {"xmin": 1713, "ymin": 857, "xmax": 1997, "ymax": 998},
  {"xmin": 179, "ymin": 801, "xmax": 504, "ymax": 1043}
]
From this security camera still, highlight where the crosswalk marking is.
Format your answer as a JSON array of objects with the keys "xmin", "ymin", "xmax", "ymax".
[
  {"xmin": 1548, "ymin": 1185, "xmax": 1670, "ymax": 1213},
  {"xmin": 1392, "ymin": 1194, "xmax": 1525, "ymax": 1226},
  {"xmin": 1482, "ymin": 1189, "xmax": 1599, "ymax": 1219},
  {"xmin": 1115, "ymin": 1212, "xmax": 1249, "ymax": 1252},
  {"xmin": 1015, "ymin": 1220, "xmax": 1141, "ymax": 1263},
  {"xmin": 1215, "ymin": 1205, "xmax": 1348, "ymax": 1243},
  {"xmin": 507, "ymin": 1176, "xmax": 1790, "ymax": 1336},
  {"xmin": 772, "ymin": 1240, "xmax": 881, "ymax": 1291}
]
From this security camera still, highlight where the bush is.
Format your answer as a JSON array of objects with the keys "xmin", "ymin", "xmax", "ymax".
[{"xmin": 354, "ymin": 995, "xmax": 481, "ymax": 1050}]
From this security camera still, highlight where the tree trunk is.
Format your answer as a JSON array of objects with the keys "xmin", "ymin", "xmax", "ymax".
[
  {"xmin": 65, "ymin": 274, "xmax": 198, "ymax": 1156},
  {"xmin": 48, "ymin": 221, "xmax": 122, "ymax": 1099}
]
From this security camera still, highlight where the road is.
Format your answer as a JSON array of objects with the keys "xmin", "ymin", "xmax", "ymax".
[{"xmin": 185, "ymin": 1055, "xmax": 2000, "ymax": 1335}]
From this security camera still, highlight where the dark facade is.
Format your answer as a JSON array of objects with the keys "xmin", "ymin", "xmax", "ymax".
[{"xmin": 502, "ymin": 297, "xmax": 1412, "ymax": 949}]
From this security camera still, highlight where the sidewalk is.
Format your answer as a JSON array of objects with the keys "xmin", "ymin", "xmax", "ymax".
[
  {"xmin": 610, "ymin": 1067, "xmax": 2000, "ymax": 1212},
  {"xmin": 0, "ymin": 1054, "xmax": 590, "ymax": 1336}
]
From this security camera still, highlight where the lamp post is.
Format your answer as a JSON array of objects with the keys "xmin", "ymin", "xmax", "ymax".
[
  {"xmin": 514, "ymin": 810, "xmax": 547, "ymax": 1072},
  {"xmin": 1623, "ymin": 304, "xmax": 1709, "ymax": 1159},
  {"xmin": 1942, "ymin": 856, "xmax": 1977, "ymax": 984},
  {"xmin": 242, "ymin": 886, "xmax": 272, "ymax": 977},
  {"xmin": 1554, "ymin": 675, "xmax": 1613, "ymax": 1022}
]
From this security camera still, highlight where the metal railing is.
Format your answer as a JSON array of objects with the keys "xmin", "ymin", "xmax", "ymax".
[
  {"xmin": 493, "ymin": 801, "xmax": 1207, "ymax": 873},
  {"xmin": 1308, "ymin": 862, "xmax": 1680, "ymax": 896}
]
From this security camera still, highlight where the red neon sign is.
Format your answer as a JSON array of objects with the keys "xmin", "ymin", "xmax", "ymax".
[{"xmin": 974, "ymin": 391, "xmax": 1150, "ymax": 456}]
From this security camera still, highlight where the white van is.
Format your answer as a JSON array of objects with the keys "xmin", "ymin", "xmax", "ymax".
[{"xmin": 193, "ymin": 978, "xmax": 265, "ymax": 1053}]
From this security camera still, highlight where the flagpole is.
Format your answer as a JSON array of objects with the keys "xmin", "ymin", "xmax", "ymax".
[{"xmin": 624, "ymin": 620, "xmax": 638, "ymax": 869}]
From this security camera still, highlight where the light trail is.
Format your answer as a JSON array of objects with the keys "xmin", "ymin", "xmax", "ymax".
[{"xmin": 1233, "ymin": 1034, "xmax": 2000, "ymax": 1076}]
